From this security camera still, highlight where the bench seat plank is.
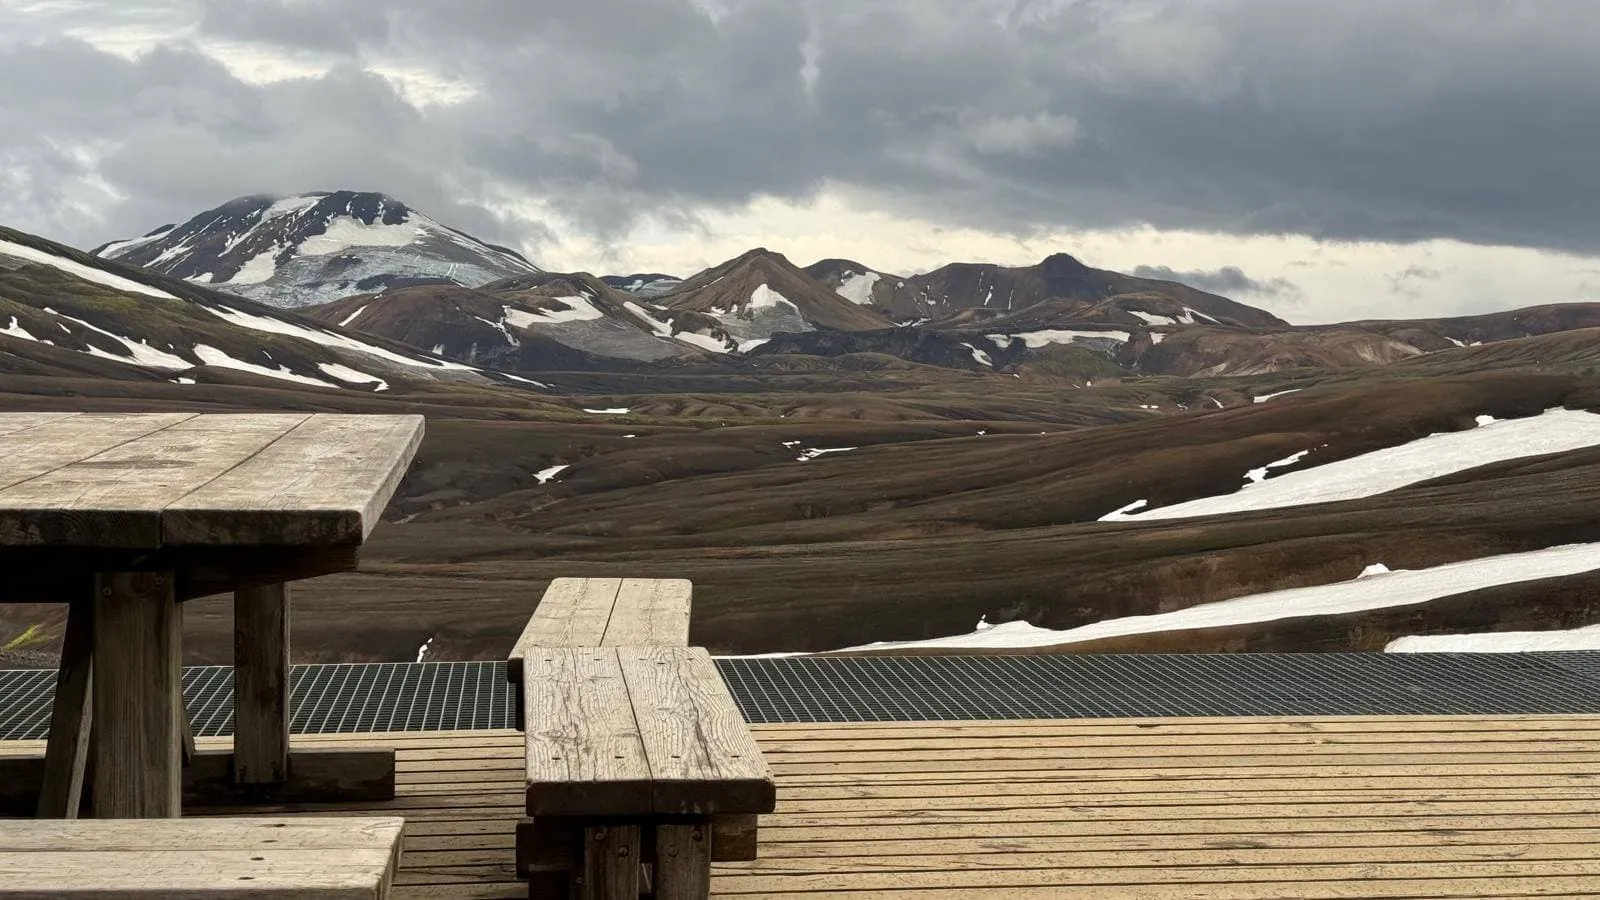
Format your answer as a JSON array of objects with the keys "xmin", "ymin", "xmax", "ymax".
[
  {"xmin": 618, "ymin": 646, "xmax": 776, "ymax": 816},
  {"xmin": 0, "ymin": 816, "xmax": 404, "ymax": 899},
  {"xmin": 601, "ymin": 579, "xmax": 692, "ymax": 647},
  {"xmin": 523, "ymin": 649, "xmax": 653, "ymax": 817}
]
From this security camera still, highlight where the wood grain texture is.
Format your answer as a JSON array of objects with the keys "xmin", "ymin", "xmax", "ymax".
[
  {"xmin": 35, "ymin": 594, "xmax": 92, "ymax": 818},
  {"xmin": 0, "ymin": 414, "xmax": 308, "ymax": 548},
  {"xmin": 234, "ymin": 582, "xmax": 290, "ymax": 785},
  {"xmin": 522, "ymin": 650, "xmax": 652, "ymax": 817},
  {"xmin": 654, "ymin": 822, "xmax": 711, "ymax": 900},
  {"xmin": 91, "ymin": 571, "xmax": 181, "ymax": 818},
  {"xmin": 580, "ymin": 824, "xmax": 639, "ymax": 900},
  {"xmin": 0, "ymin": 413, "xmax": 190, "ymax": 496},
  {"xmin": 0, "ymin": 816, "xmax": 403, "ymax": 899},
  {"xmin": 618, "ymin": 647, "xmax": 775, "ymax": 816},
  {"xmin": 163, "ymin": 414, "xmax": 424, "ymax": 546},
  {"xmin": 600, "ymin": 579, "xmax": 692, "ymax": 647},
  {"xmin": 0, "ymin": 816, "xmax": 405, "ymax": 851},
  {"xmin": 508, "ymin": 579, "xmax": 622, "ymax": 677}
]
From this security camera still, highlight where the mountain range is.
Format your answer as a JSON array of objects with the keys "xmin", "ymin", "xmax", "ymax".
[{"xmin": 4, "ymin": 191, "xmax": 1600, "ymax": 665}]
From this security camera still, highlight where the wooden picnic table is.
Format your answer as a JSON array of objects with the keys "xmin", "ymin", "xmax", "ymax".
[{"xmin": 0, "ymin": 412, "xmax": 423, "ymax": 819}]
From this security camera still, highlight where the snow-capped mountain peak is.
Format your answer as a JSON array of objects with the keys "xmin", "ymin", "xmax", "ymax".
[{"xmin": 93, "ymin": 191, "xmax": 541, "ymax": 309}]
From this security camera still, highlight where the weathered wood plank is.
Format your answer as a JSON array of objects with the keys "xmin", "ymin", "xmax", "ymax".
[
  {"xmin": 600, "ymin": 579, "xmax": 691, "ymax": 647},
  {"xmin": 163, "ymin": 414, "xmax": 424, "ymax": 546},
  {"xmin": 509, "ymin": 578, "xmax": 621, "ymax": 674},
  {"xmin": 35, "ymin": 593, "xmax": 92, "ymax": 818},
  {"xmin": 0, "ymin": 816, "xmax": 405, "ymax": 851},
  {"xmin": 617, "ymin": 647, "xmax": 775, "ymax": 816},
  {"xmin": 654, "ymin": 822, "xmax": 711, "ymax": 900},
  {"xmin": 0, "ymin": 412, "xmax": 187, "ymax": 496},
  {"xmin": 522, "ymin": 649, "xmax": 652, "ymax": 817},
  {"xmin": 234, "ymin": 582, "xmax": 290, "ymax": 785},
  {"xmin": 0, "ymin": 414, "xmax": 308, "ymax": 548},
  {"xmin": 91, "ymin": 570, "xmax": 181, "ymax": 818},
  {"xmin": 0, "ymin": 817, "xmax": 403, "ymax": 898},
  {"xmin": 581, "ymin": 824, "xmax": 640, "ymax": 900}
]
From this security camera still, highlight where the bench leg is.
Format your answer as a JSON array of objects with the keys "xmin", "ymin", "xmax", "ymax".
[
  {"xmin": 654, "ymin": 822, "xmax": 711, "ymax": 899},
  {"xmin": 36, "ymin": 595, "xmax": 93, "ymax": 818},
  {"xmin": 234, "ymin": 583, "xmax": 290, "ymax": 784},
  {"xmin": 581, "ymin": 824, "xmax": 641, "ymax": 900},
  {"xmin": 92, "ymin": 571, "xmax": 182, "ymax": 818}
]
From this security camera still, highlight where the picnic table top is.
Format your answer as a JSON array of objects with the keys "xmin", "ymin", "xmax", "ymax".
[{"xmin": 0, "ymin": 412, "xmax": 424, "ymax": 551}]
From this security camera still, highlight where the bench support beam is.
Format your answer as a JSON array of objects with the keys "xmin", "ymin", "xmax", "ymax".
[{"xmin": 36, "ymin": 594, "xmax": 93, "ymax": 818}]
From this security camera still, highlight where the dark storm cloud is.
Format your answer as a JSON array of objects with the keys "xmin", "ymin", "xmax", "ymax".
[
  {"xmin": 1132, "ymin": 265, "xmax": 1302, "ymax": 303},
  {"xmin": 6, "ymin": 0, "xmax": 1600, "ymax": 258}
]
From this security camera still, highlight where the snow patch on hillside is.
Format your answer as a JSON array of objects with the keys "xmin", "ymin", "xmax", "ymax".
[
  {"xmin": 317, "ymin": 362, "xmax": 388, "ymax": 391},
  {"xmin": 1387, "ymin": 624, "xmax": 1600, "ymax": 653},
  {"xmin": 993, "ymin": 330, "xmax": 1132, "ymax": 349},
  {"xmin": 1254, "ymin": 389, "xmax": 1302, "ymax": 403},
  {"xmin": 193, "ymin": 344, "xmax": 338, "ymax": 388},
  {"xmin": 534, "ymin": 464, "xmax": 569, "ymax": 483},
  {"xmin": 504, "ymin": 295, "xmax": 604, "ymax": 327},
  {"xmin": 298, "ymin": 217, "xmax": 422, "ymax": 255},
  {"xmin": 48, "ymin": 310, "xmax": 191, "ymax": 370},
  {"xmin": 749, "ymin": 283, "xmax": 797, "ymax": 311},
  {"xmin": 0, "ymin": 238, "xmax": 179, "ymax": 300},
  {"xmin": 961, "ymin": 342, "xmax": 993, "ymax": 366},
  {"xmin": 205, "ymin": 305, "xmax": 476, "ymax": 371},
  {"xmin": 1, "ymin": 317, "xmax": 40, "ymax": 342},
  {"xmin": 227, "ymin": 245, "xmax": 282, "ymax": 285},
  {"xmin": 1108, "ymin": 408, "xmax": 1600, "ymax": 521},
  {"xmin": 835, "ymin": 270, "xmax": 881, "ymax": 305},
  {"xmin": 836, "ymin": 541, "xmax": 1600, "ymax": 653},
  {"xmin": 338, "ymin": 305, "xmax": 368, "ymax": 327}
]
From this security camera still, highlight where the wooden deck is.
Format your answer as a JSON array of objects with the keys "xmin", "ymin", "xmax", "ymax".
[{"xmin": 8, "ymin": 714, "xmax": 1600, "ymax": 897}]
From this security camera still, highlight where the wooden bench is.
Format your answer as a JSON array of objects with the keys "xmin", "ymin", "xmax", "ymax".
[
  {"xmin": 507, "ymin": 578, "xmax": 694, "ymax": 731},
  {"xmin": 0, "ymin": 816, "xmax": 404, "ymax": 898},
  {"xmin": 506, "ymin": 578, "xmax": 774, "ymax": 898}
]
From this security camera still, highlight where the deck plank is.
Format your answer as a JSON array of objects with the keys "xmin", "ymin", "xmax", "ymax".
[{"xmin": 7, "ymin": 715, "xmax": 1600, "ymax": 898}]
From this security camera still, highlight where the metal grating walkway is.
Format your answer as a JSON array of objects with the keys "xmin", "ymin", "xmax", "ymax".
[{"xmin": 2, "ymin": 652, "xmax": 1600, "ymax": 739}]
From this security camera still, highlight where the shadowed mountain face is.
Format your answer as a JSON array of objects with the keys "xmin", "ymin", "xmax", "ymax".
[{"xmin": 94, "ymin": 191, "xmax": 540, "ymax": 309}]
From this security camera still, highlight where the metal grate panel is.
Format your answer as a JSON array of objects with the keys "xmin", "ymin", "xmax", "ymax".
[
  {"xmin": 3, "ymin": 652, "xmax": 1600, "ymax": 739},
  {"xmin": 714, "ymin": 652, "xmax": 1600, "ymax": 723},
  {"xmin": 0, "ymin": 661, "xmax": 515, "ymax": 740}
]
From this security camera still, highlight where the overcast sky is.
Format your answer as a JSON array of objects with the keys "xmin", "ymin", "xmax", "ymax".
[{"xmin": 3, "ymin": 0, "xmax": 1598, "ymax": 323}]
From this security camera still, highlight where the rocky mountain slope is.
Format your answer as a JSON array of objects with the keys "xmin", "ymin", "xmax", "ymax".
[
  {"xmin": 817, "ymin": 252, "xmax": 1287, "ymax": 327},
  {"xmin": 303, "ymin": 273, "xmax": 706, "ymax": 367},
  {"xmin": 652, "ymin": 249, "xmax": 894, "ymax": 351},
  {"xmin": 0, "ymin": 225, "xmax": 517, "ymax": 392},
  {"xmin": 94, "ymin": 191, "xmax": 540, "ymax": 308}
]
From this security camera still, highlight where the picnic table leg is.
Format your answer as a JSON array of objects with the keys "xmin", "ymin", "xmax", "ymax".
[
  {"xmin": 91, "ymin": 571, "xmax": 182, "ymax": 818},
  {"xmin": 582, "ymin": 824, "xmax": 641, "ymax": 900},
  {"xmin": 36, "ymin": 594, "xmax": 93, "ymax": 818},
  {"xmin": 655, "ymin": 822, "xmax": 712, "ymax": 899},
  {"xmin": 233, "ymin": 583, "xmax": 290, "ymax": 785}
]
